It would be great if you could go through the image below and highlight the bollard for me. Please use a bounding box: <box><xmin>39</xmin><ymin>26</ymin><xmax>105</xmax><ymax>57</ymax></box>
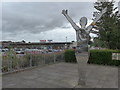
<box><xmin>43</xmin><ymin>54</ymin><xmax>45</xmax><ymax>64</ymax></box>
<box><xmin>29</xmin><ymin>55</ymin><xmax>32</xmax><ymax>67</ymax></box>
<box><xmin>54</xmin><ymin>53</ymin><xmax>56</xmax><ymax>63</ymax></box>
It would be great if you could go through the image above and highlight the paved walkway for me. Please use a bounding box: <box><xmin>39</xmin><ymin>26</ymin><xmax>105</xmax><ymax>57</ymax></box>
<box><xmin>3</xmin><ymin>62</ymin><xmax>118</xmax><ymax>88</ymax></box>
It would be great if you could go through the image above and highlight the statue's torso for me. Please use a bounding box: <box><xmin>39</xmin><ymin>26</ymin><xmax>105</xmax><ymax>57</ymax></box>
<box><xmin>76</xmin><ymin>28</ymin><xmax>89</xmax><ymax>41</ymax></box>
<box><xmin>76</xmin><ymin>29</ymin><xmax>89</xmax><ymax>52</ymax></box>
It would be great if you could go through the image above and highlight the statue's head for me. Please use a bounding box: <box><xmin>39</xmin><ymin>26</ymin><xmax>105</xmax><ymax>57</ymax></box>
<box><xmin>79</xmin><ymin>17</ymin><xmax>87</xmax><ymax>29</ymax></box>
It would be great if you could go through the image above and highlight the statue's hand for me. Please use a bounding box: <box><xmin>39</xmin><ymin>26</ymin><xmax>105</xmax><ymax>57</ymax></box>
<box><xmin>62</xmin><ymin>10</ymin><xmax>68</xmax><ymax>15</ymax></box>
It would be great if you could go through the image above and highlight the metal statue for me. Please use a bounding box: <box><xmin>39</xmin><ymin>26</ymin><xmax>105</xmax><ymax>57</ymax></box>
<box><xmin>62</xmin><ymin>8</ymin><xmax>107</xmax><ymax>52</ymax></box>
<box><xmin>62</xmin><ymin>7</ymin><xmax>107</xmax><ymax>86</ymax></box>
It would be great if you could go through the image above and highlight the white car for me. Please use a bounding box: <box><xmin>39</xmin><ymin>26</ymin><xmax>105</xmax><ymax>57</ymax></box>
<box><xmin>15</xmin><ymin>50</ymin><xmax>24</xmax><ymax>54</ymax></box>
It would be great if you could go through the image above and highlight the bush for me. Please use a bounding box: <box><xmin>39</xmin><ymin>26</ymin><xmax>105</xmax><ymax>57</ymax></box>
<box><xmin>88</xmin><ymin>49</ymin><xmax>120</xmax><ymax>66</ymax></box>
<box><xmin>64</xmin><ymin>49</ymin><xmax>77</xmax><ymax>63</ymax></box>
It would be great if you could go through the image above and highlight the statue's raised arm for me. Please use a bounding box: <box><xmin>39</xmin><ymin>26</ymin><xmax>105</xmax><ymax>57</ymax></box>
<box><xmin>62</xmin><ymin>10</ymin><xmax>80</xmax><ymax>30</ymax></box>
<box><xmin>86</xmin><ymin>7</ymin><xmax>107</xmax><ymax>32</ymax></box>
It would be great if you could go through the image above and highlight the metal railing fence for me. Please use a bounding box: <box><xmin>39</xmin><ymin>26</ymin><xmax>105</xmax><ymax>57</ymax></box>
<box><xmin>2</xmin><ymin>50</ymin><xmax>65</xmax><ymax>73</ymax></box>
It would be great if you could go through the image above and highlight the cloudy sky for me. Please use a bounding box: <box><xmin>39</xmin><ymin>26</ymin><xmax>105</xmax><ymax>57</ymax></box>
<box><xmin>2</xmin><ymin>2</ymin><xmax>119</xmax><ymax>42</ymax></box>
<box><xmin>118</xmin><ymin>1</ymin><xmax>120</xmax><ymax>13</ymax></box>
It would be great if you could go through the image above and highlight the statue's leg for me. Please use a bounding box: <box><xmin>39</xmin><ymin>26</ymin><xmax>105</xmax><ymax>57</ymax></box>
<box><xmin>75</xmin><ymin>41</ymin><xmax>89</xmax><ymax>86</ymax></box>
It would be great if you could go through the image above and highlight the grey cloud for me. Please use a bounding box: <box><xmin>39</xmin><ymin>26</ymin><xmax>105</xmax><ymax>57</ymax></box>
<box><xmin>2</xmin><ymin>2</ymin><xmax>94</xmax><ymax>40</ymax></box>
<box><xmin>118</xmin><ymin>1</ymin><xmax>120</xmax><ymax>14</ymax></box>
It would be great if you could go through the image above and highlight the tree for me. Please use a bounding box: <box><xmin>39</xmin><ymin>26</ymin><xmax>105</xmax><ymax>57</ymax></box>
<box><xmin>21</xmin><ymin>40</ymin><xmax>26</xmax><ymax>43</ymax></box>
<box><xmin>94</xmin><ymin>37</ymin><xmax>108</xmax><ymax>47</ymax></box>
<box><xmin>93</xmin><ymin>0</ymin><xmax>120</xmax><ymax>50</ymax></box>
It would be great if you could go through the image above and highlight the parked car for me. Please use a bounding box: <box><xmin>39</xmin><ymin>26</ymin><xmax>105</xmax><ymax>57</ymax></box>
<box><xmin>15</xmin><ymin>49</ymin><xmax>24</xmax><ymax>54</ymax></box>
<box><xmin>0</xmin><ymin>48</ymin><xmax>8</xmax><ymax>56</ymax></box>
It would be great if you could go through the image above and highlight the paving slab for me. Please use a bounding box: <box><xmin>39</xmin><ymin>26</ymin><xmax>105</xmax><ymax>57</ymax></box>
<box><xmin>2</xmin><ymin>62</ymin><xmax>118</xmax><ymax>88</ymax></box>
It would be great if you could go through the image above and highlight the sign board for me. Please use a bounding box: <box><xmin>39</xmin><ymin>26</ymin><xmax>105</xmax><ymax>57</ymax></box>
<box><xmin>112</xmin><ymin>53</ymin><xmax>120</xmax><ymax>60</ymax></box>
<box><xmin>40</xmin><ymin>40</ymin><xmax>46</xmax><ymax>43</ymax></box>
<box><xmin>47</xmin><ymin>40</ymin><xmax>53</xmax><ymax>42</ymax></box>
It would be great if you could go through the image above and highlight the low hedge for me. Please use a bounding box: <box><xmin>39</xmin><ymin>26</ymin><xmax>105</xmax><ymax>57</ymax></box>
<box><xmin>64</xmin><ymin>49</ymin><xmax>77</xmax><ymax>63</ymax></box>
<box><xmin>88</xmin><ymin>49</ymin><xmax>120</xmax><ymax>66</ymax></box>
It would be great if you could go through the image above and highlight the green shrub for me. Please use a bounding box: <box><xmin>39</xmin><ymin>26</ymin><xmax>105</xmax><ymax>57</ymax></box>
<box><xmin>64</xmin><ymin>49</ymin><xmax>77</xmax><ymax>63</ymax></box>
<box><xmin>88</xmin><ymin>49</ymin><xmax>120</xmax><ymax>66</ymax></box>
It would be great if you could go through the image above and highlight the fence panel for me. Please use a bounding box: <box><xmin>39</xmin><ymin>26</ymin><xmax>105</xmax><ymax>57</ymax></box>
<box><xmin>2</xmin><ymin>51</ymin><xmax>65</xmax><ymax>73</ymax></box>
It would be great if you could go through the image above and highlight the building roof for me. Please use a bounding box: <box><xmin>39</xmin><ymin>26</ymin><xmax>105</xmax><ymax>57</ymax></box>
<box><xmin>9</xmin><ymin>42</ymin><xmax>72</xmax><ymax>45</ymax></box>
